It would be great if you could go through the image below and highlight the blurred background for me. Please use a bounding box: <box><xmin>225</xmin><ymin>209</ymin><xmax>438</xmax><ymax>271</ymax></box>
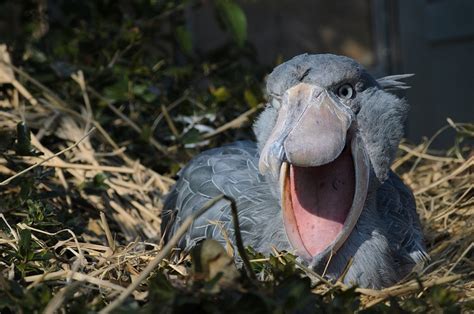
<box><xmin>0</xmin><ymin>0</ymin><xmax>472</xmax><ymax>170</ymax></box>
<box><xmin>193</xmin><ymin>0</ymin><xmax>474</xmax><ymax>145</ymax></box>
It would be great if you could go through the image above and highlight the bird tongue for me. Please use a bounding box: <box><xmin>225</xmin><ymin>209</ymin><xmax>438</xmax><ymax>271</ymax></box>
<box><xmin>286</xmin><ymin>146</ymin><xmax>355</xmax><ymax>256</ymax></box>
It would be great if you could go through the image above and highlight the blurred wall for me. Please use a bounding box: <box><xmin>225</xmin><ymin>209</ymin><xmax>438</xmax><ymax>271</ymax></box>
<box><xmin>191</xmin><ymin>0</ymin><xmax>375</xmax><ymax>67</ymax></box>
<box><xmin>397</xmin><ymin>0</ymin><xmax>474</xmax><ymax>144</ymax></box>
<box><xmin>191</xmin><ymin>0</ymin><xmax>474</xmax><ymax>144</ymax></box>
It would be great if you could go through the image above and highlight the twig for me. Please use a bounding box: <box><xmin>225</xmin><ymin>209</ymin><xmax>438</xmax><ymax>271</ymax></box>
<box><xmin>18</xmin><ymin>223</ymin><xmax>84</xmax><ymax>259</ymax></box>
<box><xmin>0</xmin><ymin>60</ymin><xmax>67</xmax><ymax>108</ymax></box>
<box><xmin>226</xmin><ymin>195</ymin><xmax>257</xmax><ymax>281</ymax></box>
<box><xmin>398</xmin><ymin>143</ymin><xmax>463</xmax><ymax>163</ymax></box>
<box><xmin>321</xmin><ymin>250</ymin><xmax>334</xmax><ymax>277</ymax></box>
<box><xmin>0</xmin><ymin>127</ymin><xmax>95</xmax><ymax>186</ymax></box>
<box><xmin>71</xmin><ymin>70</ymin><xmax>94</xmax><ymax>131</ymax></box>
<box><xmin>99</xmin><ymin>194</ymin><xmax>228</xmax><ymax>314</ymax></box>
<box><xmin>360</xmin><ymin>273</ymin><xmax>466</xmax><ymax>308</ymax></box>
<box><xmin>43</xmin><ymin>282</ymin><xmax>82</xmax><ymax>314</ymax></box>
<box><xmin>414</xmin><ymin>157</ymin><xmax>473</xmax><ymax>195</ymax></box>
<box><xmin>100</xmin><ymin>210</ymin><xmax>116</xmax><ymax>252</ymax></box>
<box><xmin>432</xmin><ymin>185</ymin><xmax>473</xmax><ymax>221</ymax></box>
<box><xmin>202</xmin><ymin>104</ymin><xmax>263</xmax><ymax>139</ymax></box>
<box><xmin>445</xmin><ymin>242</ymin><xmax>473</xmax><ymax>276</ymax></box>
<box><xmin>24</xmin><ymin>270</ymin><xmax>126</xmax><ymax>291</ymax></box>
<box><xmin>1</xmin><ymin>62</ymin><xmax>126</xmax><ymax>154</ymax></box>
<box><xmin>391</xmin><ymin>142</ymin><xmax>425</xmax><ymax>170</ymax></box>
<box><xmin>150</xmin><ymin>93</ymin><xmax>188</xmax><ymax>132</ymax></box>
<box><xmin>408</xmin><ymin>124</ymin><xmax>452</xmax><ymax>174</ymax></box>
<box><xmin>337</xmin><ymin>256</ymin><xmax>354</xmax><ymax>283</ymax></box>
<box><xmin>294</xmin><ymin>260</ymin><xmax>337</xmax><ymax>287</ymax></box>
<box><xmin>0</xmin><ymin>50</ymin><xmax>38</xmax><ymax>106</ymax></box>
<box><xmin>87</xmin><ymin>86</ymin><xmax>169</xmax><ymax>155</ymax></box>
<box><xmin>161</xmin><ymin>104</ymin><xmax>180</xmax><ymax>138</ymax></box>
<box><xmin>11</xmin><ymin>80</ymin><xmax>39</xmax><ymax>106</ymax></box>
<box><xmin>1</xmin><ymin>158</ymin><xmax>137</xmax><ymax>174</ymax></box>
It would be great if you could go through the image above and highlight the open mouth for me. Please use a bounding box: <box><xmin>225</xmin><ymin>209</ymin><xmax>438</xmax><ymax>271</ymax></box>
<box><xmin>258</xmin><ymin>82</ymin><xmax>370</xmax><ymax>263</ymax></box>
<box><xmin>280</xmin><ymin>135</ymin><xmax>369</xmax><ymax>261</ymax></box>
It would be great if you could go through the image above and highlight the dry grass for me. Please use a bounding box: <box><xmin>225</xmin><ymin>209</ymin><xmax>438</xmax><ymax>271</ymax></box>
<box><xmin>0</xmin><ymin>47</ymin><xmax>472</xmax><ymax>312</ymax></box>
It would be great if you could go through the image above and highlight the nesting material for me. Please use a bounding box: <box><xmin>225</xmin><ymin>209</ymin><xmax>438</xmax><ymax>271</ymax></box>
<box><xmin>0</xmin><ymin>51</ymin><xmax>472</xmax><ymax>310</ymax></box>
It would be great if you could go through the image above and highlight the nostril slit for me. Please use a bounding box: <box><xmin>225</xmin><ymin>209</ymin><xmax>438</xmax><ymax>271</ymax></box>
<box><xmin>299</xmin><ymin>68</ymin><xmax>311</xmax><ymax>81</ymax></box>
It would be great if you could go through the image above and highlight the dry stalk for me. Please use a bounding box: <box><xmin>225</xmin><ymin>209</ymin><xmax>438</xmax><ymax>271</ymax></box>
<box><xmin>0</xmin><ymin>128</ymin><xmax>96</xmax><ymax>186</ymax></box>
<box><xmin>202</xmin><ymin>104</ymin><xmax>263</xmax><ymax>139</ymax></box>
<box><xmin>100</xmin><ymin>194</ymin><xmax>230</xmax><ymax>314</ymax></box>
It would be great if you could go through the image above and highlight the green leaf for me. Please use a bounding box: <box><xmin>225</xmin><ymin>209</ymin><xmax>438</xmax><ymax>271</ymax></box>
<box><xmin>19</xmin><ymin>229</ymin><xmax>32</xmax><ymax>261</ymax></box>
<box><xmin>140</xmin><ymin>124</ymin><xmax>152</xmax><ymax>142</ymax></box>
<box><xmin>26</xmin><ymin>199</ymin><xmax>45</xmax><ymax>223</ymax></box>
<box><xmin>163</xmin><ymin>65</ymin><xmax>193</xmax><ymax>79</ymax></box>
<box><xmin>181</xmin><ymin>128</ymin><xmax>201</xmax><ymax>144</ymax></box>
<box><xmin>211</xmin><ymin>86</ymin><xmax>231</xmax><ymax>102</ymax></box>
<box><xmin>0</xmin><ymin>129</ymin><xmax>15</xmax><ymax>152</ymax></box>
<box><xmin>132</xmin><ymin>83</ymin><xmax>158</xmax><ymax>103</ymax></box>
<box><xmin>244</xmin><ymin>89</ymin><xmax>259</xmax><ymax>108</ymax></box>
<box><xmin>15</xmin><ymin>122</ymin><xmax>36</xmax><ymax>156</ymax></box>
<box><xmin>84</xmin><ymin>173</ymin><xmax>110</xmax><ymax>192</ymax></box>
<box><xmin>132</xmin><ymin>84</ymin><xmax>147</xmax><ymax>96</ymax></box>
<box><xmin>148</xmin><ymin>272</ymin><xmax>176</xmax><ymax>305</ymax></box>
<box><xmin>274</xmin><ymin>275</ymin><xmax>314</xmax><ymax>312</ymax></box>
<box><xmin>92</xmin><ymin>173</ymin><xmax>109</xmax><ymax>188</ymax></box>
<box><xmin>103</xmin><ymin>77</ymin><xmax>129</xmax><ymax>102</ymax></box>
<box><xmin>176</xmin><ymin>25</ymin><xmax>194</xmax><ymax>56</ymax></box>
<box><xmin>214</xmin><ymin>0</ymin><xmax>247</xmax><ymax>47</ymax></box>
<box><xmin>19</xmin><ymin>177</ymin><xmax>34</xmax><ymax>200</ymax></box>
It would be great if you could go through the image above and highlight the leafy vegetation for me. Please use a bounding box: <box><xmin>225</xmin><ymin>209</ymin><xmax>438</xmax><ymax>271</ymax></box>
<box><xmin>4</xmin><ymin>0</ymin><xmax>265</xmax><ymax>173</ymax></box>
<box><xmin>0</xmin><ymin>1</ymin><xmax>472</xmax><ymax>313</ymax></box>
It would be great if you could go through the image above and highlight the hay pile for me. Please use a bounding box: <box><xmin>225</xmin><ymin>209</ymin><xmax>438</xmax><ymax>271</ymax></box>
<box><xmin>0</xmin><ymin>47</ymin><xmax>472</xmax><ymax>312</ymax></box>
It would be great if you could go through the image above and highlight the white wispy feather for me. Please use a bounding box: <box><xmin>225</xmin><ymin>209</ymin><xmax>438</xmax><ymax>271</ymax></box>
<box><xmin>377</xmin><ymin>73</ymin><xmax>414</xmax><ymax>91</ymax></box>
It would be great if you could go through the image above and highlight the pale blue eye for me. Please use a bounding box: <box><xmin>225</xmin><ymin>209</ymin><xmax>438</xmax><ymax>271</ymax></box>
<box><xmin>337</xmin><ymin>84</ymin><xmax>354</xmax><ymax>99</ymax></box>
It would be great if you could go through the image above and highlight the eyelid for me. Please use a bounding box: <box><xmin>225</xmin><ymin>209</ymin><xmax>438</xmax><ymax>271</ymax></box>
<box><xmin>336</xmin><ymin>82</ymin><xmax>354</xmax><ymax>90</ymax></box>
<box><xmin>269</xmin><ymin>92</ymin><xmax>282</xmax><ymax>99</ymax></box>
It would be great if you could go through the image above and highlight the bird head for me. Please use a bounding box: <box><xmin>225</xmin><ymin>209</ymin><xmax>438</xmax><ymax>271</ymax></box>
<box><xmin>254</xmin><ymin>53</ymin><xmax>411</xmax><ymax>261</ymax></box>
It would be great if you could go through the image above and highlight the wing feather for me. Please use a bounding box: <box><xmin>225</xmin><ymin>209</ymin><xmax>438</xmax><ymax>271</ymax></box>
<box><xmin>377</xmin><ymin>171</ymin><xmax>429</xmax><ymax>265</ymax></box>
<box><xmin>161</xmin><ymin>141</ymin><xmax>284</xmax><ymax>253</ymax></box>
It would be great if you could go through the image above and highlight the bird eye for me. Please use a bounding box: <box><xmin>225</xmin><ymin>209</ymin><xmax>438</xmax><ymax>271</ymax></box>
<box><xmin>337</xmin><ymin>84</ymin><xmax>355</xmax><ymax>100</ymax></box>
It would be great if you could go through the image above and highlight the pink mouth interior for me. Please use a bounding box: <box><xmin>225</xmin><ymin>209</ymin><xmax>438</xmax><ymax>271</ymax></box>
<box><xmin>285</xmin><ymin>146</ymin><xmax>355</xmax><ymax>256</ymax></box>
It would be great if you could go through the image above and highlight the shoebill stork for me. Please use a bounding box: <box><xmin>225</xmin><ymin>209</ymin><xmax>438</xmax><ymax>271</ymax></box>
<box><xmin>161</xmin><ymin>54</ymin><xmax>428</xmax><ymax>289</ymax></box>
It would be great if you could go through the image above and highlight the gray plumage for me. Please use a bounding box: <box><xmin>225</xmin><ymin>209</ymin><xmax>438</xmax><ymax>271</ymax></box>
<box><xmin>376</xmin><ymin>74</ymin><xmax>414</xmax><ymax>91</ymax></box>
<box><xmin>161</xmin><ymin>54</ymin><xmax>428</xmax><ymax>289</ymax></box>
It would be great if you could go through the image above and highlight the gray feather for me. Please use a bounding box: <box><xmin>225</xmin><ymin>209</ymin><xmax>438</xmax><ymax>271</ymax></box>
<box><xmin>357</xmin><ymin>88</ymin><xmax>409</xmax><ymax>182</ymax></box>
<box><xmin>376</xmin><ymin>74</ymin><xmax>414</xmax><ymax>91</ymax></box>
<box><xmin>161</xmin><ymin>141</ymin><xmax>290</xmax><ymax>253</ymax></box>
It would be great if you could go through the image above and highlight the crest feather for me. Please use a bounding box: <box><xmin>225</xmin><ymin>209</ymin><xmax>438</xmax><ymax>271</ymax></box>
<box><xmin>377</xmin><ymin>74</ymin><xmax>414</xmax><ymax>91</ymax></box>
